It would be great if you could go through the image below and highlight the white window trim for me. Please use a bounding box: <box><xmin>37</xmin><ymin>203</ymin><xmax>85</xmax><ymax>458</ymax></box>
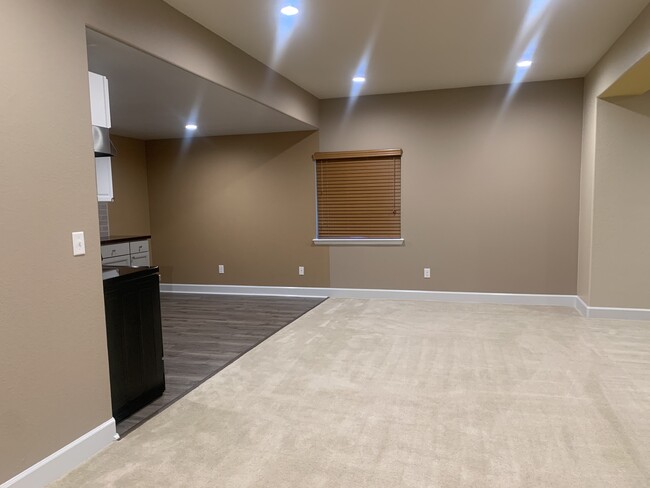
<box><xmin>312</xmin><ymin>238</ymin><xmax>404</xmax><ymax>246</ymax></box>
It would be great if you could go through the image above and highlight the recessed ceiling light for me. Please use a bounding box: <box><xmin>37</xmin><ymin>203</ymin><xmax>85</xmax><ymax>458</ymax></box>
<box><xmin>280</xmin><ymin>5</ymin><xmax>299</xmax><ymax>16</ymax></box>
<box><xmin>185</xmin><ymin>124</ymin><xmax>198</xmax><ymax>131</ymax></box>
<box><xmin>352</xmin><ymin>76</ymin><xmax>366</xmax><ymax>83</ymax></box>
<box><xmin>516</xmin><ymin>60</ymin><xmax>533</xmax><ymax>68</ymax></box>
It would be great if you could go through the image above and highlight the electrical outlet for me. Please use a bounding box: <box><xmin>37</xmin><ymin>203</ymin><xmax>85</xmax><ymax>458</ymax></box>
<box><xmin>424</xmin><ymin>267</ymin><xmax>431</xmax><ymax>279</ymax></box>
<box><xmin>298</xmin><ymin>266</ymin><xmax>305</xmax><ymax>276</ymax></box>
<box><xmin>218</xmin><ymin>264</ymin><xmax>225</xmax><ymax>274</ymax></box>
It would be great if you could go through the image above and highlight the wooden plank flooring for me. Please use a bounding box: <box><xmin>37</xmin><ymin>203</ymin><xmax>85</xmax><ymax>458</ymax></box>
<box><xmin>116</xmin><ymin>293</ymin><xmax>326</xmax><ymax>436</ymax></box>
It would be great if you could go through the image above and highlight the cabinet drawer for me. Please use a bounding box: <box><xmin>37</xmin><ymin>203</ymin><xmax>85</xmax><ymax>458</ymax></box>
<box><xmin>103</xmin><ymin>255</ymin><xmax>131</xmax><ymax>266</ymax></box>
<box><xmin>101</xmin><ymin>242</ymin><xmax>130</xmax><ymax>259</ymax></box>
<box><xmin>130</xmin><ymin>251</ymin><xmax>150</xmax><ymax>267</ymax></box>
<box><xmin>129</xmin><ymin>240</ymin><xmax>149</xmax><ymax>254</ymax></box>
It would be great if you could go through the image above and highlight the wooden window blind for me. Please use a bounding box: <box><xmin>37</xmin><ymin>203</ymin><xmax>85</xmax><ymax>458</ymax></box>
<box><xmin>313</xmin><ymin>149</ymin><xmax>402</xmax><ymax>239</ymax></box>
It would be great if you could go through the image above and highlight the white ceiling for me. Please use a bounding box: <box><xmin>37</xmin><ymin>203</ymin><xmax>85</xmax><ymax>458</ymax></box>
<box><xmin>86</xmin><ymin>30</ymin><xmax>316</xmax><ymax>140</ymax></box>
<box><xmin>164</xmin><ymin>0</ymin><xmax>650</xmax><ymax>99</ymax></box>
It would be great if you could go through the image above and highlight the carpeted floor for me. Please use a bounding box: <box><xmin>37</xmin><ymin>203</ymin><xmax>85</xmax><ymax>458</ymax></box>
<box><xmin>49</xmin><ymin>299</ymin><xmax>650</xmax><ymax>487</ymax></box>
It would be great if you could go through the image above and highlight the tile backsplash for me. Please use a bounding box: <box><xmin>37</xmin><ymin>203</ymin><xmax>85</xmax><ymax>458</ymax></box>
<box><xmin>98</xmin><ymin>202</ymin><xmax>110</xmax><ymax>238</ymax></box>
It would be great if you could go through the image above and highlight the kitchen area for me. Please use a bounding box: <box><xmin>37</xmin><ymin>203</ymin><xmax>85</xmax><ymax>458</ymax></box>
<box><xmin>90</xmin><ymin>67</ymin><xmax>165</xmax><ymax>433</ymax></box>
<box><xmin>86</xmin><ymin>29</ymin><xmax>325</xmax><ymax>436</ymax></box>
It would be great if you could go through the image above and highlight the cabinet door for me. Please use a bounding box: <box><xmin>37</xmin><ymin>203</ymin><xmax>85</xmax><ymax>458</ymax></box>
<box><xmin>88</xmin><ymin>72</ymin><xmax>111</xmax><ymax>128</ymax></box>
<box><xmin>130</xmin><ymin>251</ymin><xmax>150</xmax><ymax>267</ymax></box>
<box><xmin>104</xmin><ymin>273</ymin><xmax>165</xmax><ymax>422</ymax></box>
<box><xmin>96</xmin><ymin>156</ymin><xmax>113</xmax><ymax>202</ymax></box>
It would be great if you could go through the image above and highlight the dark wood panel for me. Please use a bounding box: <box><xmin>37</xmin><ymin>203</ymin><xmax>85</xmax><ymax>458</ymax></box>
<box><xmin>116</xmin><ymin>293</ymin><xmax>326</xmax><ymax>436</ymax></box>
<box><xmin>104</xmin><ymin>270</ymin><xmax>165</xmax><ymax>423</ymax></box>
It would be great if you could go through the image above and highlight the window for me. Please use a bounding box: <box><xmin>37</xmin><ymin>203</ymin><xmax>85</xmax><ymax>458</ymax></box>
<box><xmin>313</xmin><ymin>149</ymin><xmax>403</xmax><ymax>245</ymax></box>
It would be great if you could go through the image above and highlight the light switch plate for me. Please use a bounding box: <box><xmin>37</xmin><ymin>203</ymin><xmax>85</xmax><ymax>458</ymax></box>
<box><xmin>72</xmin><ymin>231</ymin><xmax>85</xmax><ymax>256</ymax></box>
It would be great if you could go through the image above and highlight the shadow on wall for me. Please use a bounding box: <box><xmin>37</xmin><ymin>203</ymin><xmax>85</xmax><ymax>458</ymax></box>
<box><xmin>145</xmin><ymin>130</ymin><xmax>329</xmax><ymax>288</ymax></box>
<box><xmin>167</xmin><ymin>130</ymin><xmax>317</xmax><ymax>175</ymax></box>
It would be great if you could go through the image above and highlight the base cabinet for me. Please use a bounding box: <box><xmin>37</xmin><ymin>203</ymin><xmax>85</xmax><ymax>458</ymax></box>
<box><xmin>103</xmin><ymin>268</ymin><xmax>165</xmax><ymax>422</ymax></box>
<box><xmin>101</xmin><ymin>239</ymin><xmax>150</xmax><ymax>267</ymax></box>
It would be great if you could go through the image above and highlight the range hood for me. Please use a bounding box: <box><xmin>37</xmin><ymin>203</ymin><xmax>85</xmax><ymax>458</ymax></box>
<box><xmin>93</xmin><ymin>125</ymin><xmax>114</xmax><ymax>157</ymax></box>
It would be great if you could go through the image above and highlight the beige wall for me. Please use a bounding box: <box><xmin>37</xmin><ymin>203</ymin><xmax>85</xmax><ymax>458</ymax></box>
<box><xmin>0</xmin><ymin>0</ymin><xmax>112</xmax><ymax>482</ymax></box>
<box><xmin>319</xmin><ymin>80</ymin><xmax>583</xmax><ymax>294</ymax></box>
<box><xmin>146</xmin><ymin>132</ymin><xmax>330</xmax><ymax>287</ymax></box>
<box><xmin>107</xmin><ymin>135</ymin><xmax>151</xmax><ymax>236</ymax></box>
<box><xmin>578</xmin><ymin>3</ymin><xmax>650</xmax><ymax>306</ymax></box>
<box><xmin>589</xmin><ymin>100</ymin><xmax>650</xmax><ymax>308</ymax></box>
<box><xmin>0</xmin><ymin>0</ymin><xmax>320</xmax><ymax>483</ymax></box>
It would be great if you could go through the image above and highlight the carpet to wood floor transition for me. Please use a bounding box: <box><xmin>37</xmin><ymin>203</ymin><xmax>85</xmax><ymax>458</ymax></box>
<box><xmin>117</xmin><ymin>293</ymin><xmax>326</xmax><ymax>435</ymax></box>
<box><xmin>50</xmin><ymin>299</ymin><xmax>650</xmax><ymax>488</ymax></box>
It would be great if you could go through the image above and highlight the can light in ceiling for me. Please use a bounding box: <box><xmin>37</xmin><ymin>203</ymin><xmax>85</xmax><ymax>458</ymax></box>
<box><xmin>185</xmin><ymin>124</ymin><xmax>198</xmax><ymax>131</ymax></box>
<box><xmin>352</xmin><ymin>76</ymin><xmax>366</xmax><ymax>83</ymax></box>
<box><xmin>280</xmin><ymin>5</ymin><xmax>299</xmax><ymax>16</ymax></box>
<box><xmin>516</xmin><ymin>60</ymin><xmax>533</xmax><ymax>68</ymax></box>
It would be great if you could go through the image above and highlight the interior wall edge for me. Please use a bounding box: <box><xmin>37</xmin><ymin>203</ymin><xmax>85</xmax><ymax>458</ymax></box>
<box><xmin>575</xmin><ymin>3</ymin><xmax>650</xmax><ymax>309</ymax></box>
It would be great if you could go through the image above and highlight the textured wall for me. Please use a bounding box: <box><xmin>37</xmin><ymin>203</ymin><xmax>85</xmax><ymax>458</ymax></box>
<box><xmin>578</xmin><ymin>3</ymin><xmax>650</xmax><ymax>304</ymax></box>
<box><xmin>590</xmin><ymin>99</ymin><xmax>650</xmax><ymax>308</ymax></box>
<box><xmin>146</xmin><ymin>132</ymin><xmax>329</xmax><ymax>287</ymax></box>
<box><xmin>0</xmin><ymin>1</ymin><xmax>112</xmax><ymax>482</ymax></box>
<box><xmin>107</xmin><ymin>135</ymin><xmax>151</xmax><ymax>236</ymax></box>
<box><xmin>319</xmin><ymin>80</ymin><xmax>584</xmax><ymax>294</ymax></box>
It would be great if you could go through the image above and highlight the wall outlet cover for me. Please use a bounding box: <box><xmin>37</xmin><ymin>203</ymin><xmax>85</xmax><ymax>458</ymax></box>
<box><xmin>424</xmin><ymin>267</ymin><xmax>431</xmax><ymax>279</ymax></box>
<box><xmin>72</xmin><ymin>231</ymin><xmax>85</xmax><ymax>256</ymax></box>
<box><xmin>218</xmin><ymin>265</ymin><xmax>225</xmax><ymax>274</ymax></box>
<box><xmin>298</xmin><ymin>266</ymin><xmax>305</xmax><ymax>276</ymax></box>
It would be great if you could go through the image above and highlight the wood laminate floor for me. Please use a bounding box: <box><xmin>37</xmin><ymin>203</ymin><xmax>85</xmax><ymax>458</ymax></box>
<box><xmin>116</xmin><ymin>293</ymin><xmax>326</xmax><ymax>436</ymax></box>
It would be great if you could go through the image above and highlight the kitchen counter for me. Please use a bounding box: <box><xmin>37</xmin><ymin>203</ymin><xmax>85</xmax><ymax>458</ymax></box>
<box><xmin>102</xmin><ymin>265</ymin><xmax>158</xmax><ymax>282</ymax></box>
<box><xmin>100</xmin><ymin>234</ymin><xmax>151</xmax><ymax>245</ymax></box>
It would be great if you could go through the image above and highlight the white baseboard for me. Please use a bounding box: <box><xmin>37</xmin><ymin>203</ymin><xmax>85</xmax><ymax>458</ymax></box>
<box><xmin>575</xmin><ymin>296</ymin><xmax>589</xmax><ymax>317</ymax></box>
<box><xmin>576</xmin><ymin>296</ymin><xmax>650</xmax><ymax>320</ymax></box>
<box><xmin>161</xmin><ymin>283</ymin><xmax>650</xmax><ymax>321</ymax></box>
<box><xmin>160</xmin><ymin>283</ymin><xmax>330</xmax><ymax>298</ymax></box>
<box><xmin>1</xmin><ymin>418</ymin><xmax>116</xmax><ymax>488</ymax></box>
<box><xmin>159</xmin><ymin>283</ymin><xmax>576</xmax><ymax>307</ymax></box>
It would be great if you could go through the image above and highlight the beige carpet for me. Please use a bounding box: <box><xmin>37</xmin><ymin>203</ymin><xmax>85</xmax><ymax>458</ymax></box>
<box><xmin>49</xmin><ymin>299</ymin><xmax>650</xmax><ymax>487</ymax></box>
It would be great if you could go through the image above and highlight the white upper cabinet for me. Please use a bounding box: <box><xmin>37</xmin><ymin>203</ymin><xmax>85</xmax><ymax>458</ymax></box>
<box><xmin>88</xmin><ymin>72</ymin><xmax>111</xmax><ymax>128</ymax></box>
<box><xmin>96</xmin><ymin>156</ymin><xmax>114</xmax><ymax>202</ymax></box>
<box><xmin>89</xmin><ymin>71</ymin><xmax>113</xmax><ymax>201</ymax></box>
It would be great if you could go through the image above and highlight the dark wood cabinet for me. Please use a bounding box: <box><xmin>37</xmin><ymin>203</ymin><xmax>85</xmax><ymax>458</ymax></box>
<box><xmin>103</xmin><ymin>267</ymin><xmax>165</xmax><ymax>423</ymax></box>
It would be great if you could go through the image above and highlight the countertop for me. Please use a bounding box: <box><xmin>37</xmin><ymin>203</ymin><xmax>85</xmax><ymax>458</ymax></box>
<box><xmin>102</xmin><ymin>265</ymin><xmax>159</xmax><ymax>282</ymax></box>
<box><xmin>100</xmin><ymin>234</ymin><xmax>151</xmax><ymax>245</ymax></box>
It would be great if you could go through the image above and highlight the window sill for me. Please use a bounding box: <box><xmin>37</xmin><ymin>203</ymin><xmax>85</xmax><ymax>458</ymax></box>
<box><xmin>312</xmin><ymin>238</ymin><xmax>404</xmax><ymax>246</ymax></box>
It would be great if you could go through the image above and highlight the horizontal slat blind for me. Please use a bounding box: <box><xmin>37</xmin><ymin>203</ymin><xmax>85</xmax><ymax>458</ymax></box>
<box><xmin>314</xmin><ymin>149</ymin><xmax>402</xmax><ymax>239</ymax></box>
